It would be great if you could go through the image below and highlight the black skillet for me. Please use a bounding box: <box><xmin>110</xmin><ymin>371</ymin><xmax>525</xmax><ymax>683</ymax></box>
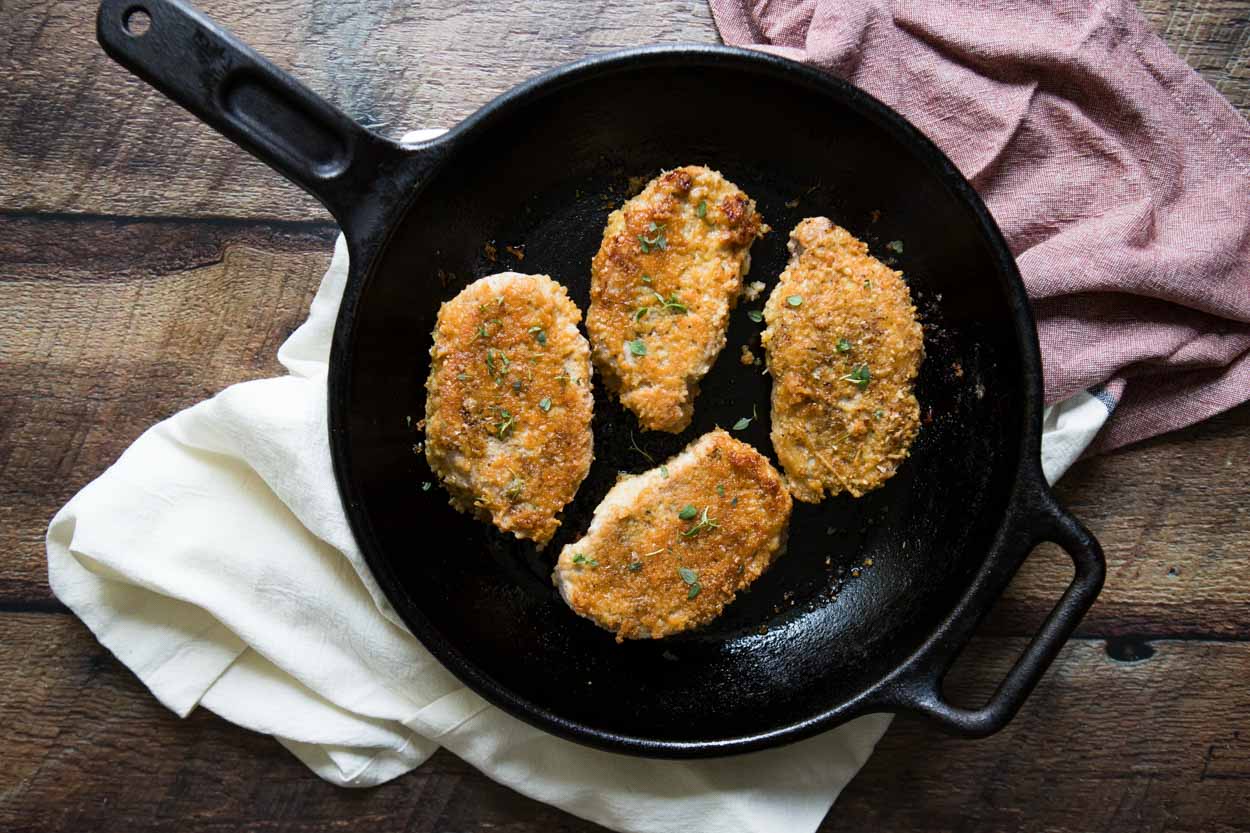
<box><xmin>97</xmin><ymin>0</ymin><xmax>1105</xmax><ymax>756</ymax></box>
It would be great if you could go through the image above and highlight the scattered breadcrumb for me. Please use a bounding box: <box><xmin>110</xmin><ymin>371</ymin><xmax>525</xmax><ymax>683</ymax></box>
<box><xmin>743</xmin><ymin>280</ymin><xmax>767</xmax><ymax>302</ymax></box>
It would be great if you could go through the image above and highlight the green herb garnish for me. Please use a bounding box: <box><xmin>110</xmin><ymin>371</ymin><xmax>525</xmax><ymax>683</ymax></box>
<box><xmin>837</xmin><ymin>338</ymin><xmax>852</xmax><ymax>352</ymax></box>
<box><xmin>716</xmin><ymin>483</ymin><xmax>725</xmax><ymax>496</ymax></box>
<box><xmin>572</xmin><ymin>553</ymin><xmax>599</xmax><ymax>568</ymax></box>
<box><xmin>539</xmin><ymin>397</ymin><xmax>552</xmax><ymax>412</ymax></box>
<box><xmin>641</xmin><ymin>274</ymin><xmax>652</xmax><ymax>284</ymax></box>
<box><xmin>678</xmin><ymin>566</ymin><xmax>701</xmax><ymax>599</ymax></box>
<box><xmin>638</xmin><ymin>222</ymin><xmax>668</xmax><ymax>253</ymax></box>
<box><xmin>660</xmin><ymin>465</ymin><xmax>669</xmax><ymax>478</ymax></box>
<box><xmin>628</xmin><ymin>561</ymin><xmax>644</xmax><ymax>572</ymax></box>
<box><xmin>696</xmin><ymin>200</ymin><xmax>707</xmax><ymax>218</ymax></box>
<box><xmin>528</xmin><ymin>325</ymin><xmax>547</xmax><ymax>346</ymax></box>
<box><xmin>504</xmin><ymin>477</ymin><xmax>524</xmax><ymax>500</ymax></box>
<box><xmin>747</xmin><ymin>310</ymin><xmax>764</xmax><ymax>323</ymax></box>
<box><xmin>787</xmin><ymin>295</ymin><xmax>803</xmax><ymax>307</ymax></box>
<box><xmin>634</xmin><ymin>307</ymin><xmax>649</xmax><ymax>321</ymax></box>
<box><xmin>494</xmin><ymin>408</ymin><xmax>516</xmax><ymax>439</ymax></box>
<box><xmin>681</xmin><ymin>506</ymin><xmax>720</xmax><ymax>538</ymax></box>
<box><xmin>678</xmin><ymin>504</ymin><xmax>698</xmax><ymax>521</ymax></box>
<box><xmin>486</xmin><ymin>348</ymin><xmax>511</xmax><ymax>381</ymax></box>
<box><xmin>628</xmin><ymin>339</ymin><xmax>647</xmax><ymax>357</ymax></box>
<box><xmin>842</xmin><ymin>364</ymin><xmax>871</xmax><ymax>389</ymax></box>
<box><xmin>732</xmin><ymin>404</ymin><xmax>757</xmax><ymax>431</ymax></box>
<box><xmin>653</xmin><ymin>291</ymin><xmax>688</xmax><ymax>315</ymax></box>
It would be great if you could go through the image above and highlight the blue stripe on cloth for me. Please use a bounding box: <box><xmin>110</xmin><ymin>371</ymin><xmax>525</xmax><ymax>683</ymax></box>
<box><xmin>1088</xmin><ymin>384</ymin><xmax>1117</xmax><ymax>413</ymax></box>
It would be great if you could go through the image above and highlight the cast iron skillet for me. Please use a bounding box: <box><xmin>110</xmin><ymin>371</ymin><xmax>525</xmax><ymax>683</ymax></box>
<box><xmin>98</xmin><ymin>0</ymin><xmax>1105</xmax><ymax>757</ymax></box>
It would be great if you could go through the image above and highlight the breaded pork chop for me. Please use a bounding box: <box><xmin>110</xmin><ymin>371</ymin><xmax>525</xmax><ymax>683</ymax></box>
<box><xmin>425</xmin><ymin>273</ymin><xmax>593</xmax><ymax>546</ymax></box>
<box><xmin>762</xmin><ymin>218</ymin><xmax>924</xmax><ymax>501</ymax></box>
<box><xmin>553</xmin><ymin>429</ymin><xmax>791</xmax><ymax>642</ymax></box>
<box><xmin>587</xmin><ymin>166</ymin><xmax>766</xmax><ymax>433</ymax></box>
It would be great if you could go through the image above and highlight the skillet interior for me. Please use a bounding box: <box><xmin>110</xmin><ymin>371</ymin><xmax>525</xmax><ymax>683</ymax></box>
<box><xmin>336</xmin><ymin>53</ymin><xmax>1027</xmax><ymax>753</ymax></box>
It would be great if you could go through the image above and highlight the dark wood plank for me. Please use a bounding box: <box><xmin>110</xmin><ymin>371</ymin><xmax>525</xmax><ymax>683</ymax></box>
<box><xmin>1</xmin><ymin>615</ymin><xmax>1246</xmax><ymax>832</ymax></box>
<box><xmin>1138</xmin><ymin>0</ymin><xmax>1250</xmax><ymax>112</ymax></box>
<box><xmin>0</xmin><ymin>0</ymin><xmax>719</xmax><ymax>221</ymax></box>
<box><xmin>0</xmin><ymin>216</ymin><xmax>335</xmax><ymax>601</ymax></box>
<box><xmin>2</xmin><ymin>1</ymin><xmax>1246</xmax><ymax>222</ymax></box>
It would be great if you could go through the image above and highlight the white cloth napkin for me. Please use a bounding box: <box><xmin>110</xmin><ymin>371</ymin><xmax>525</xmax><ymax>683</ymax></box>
<box><xmin>46</xmin><ymin>130</ymin><xmax>1105</xmax><ymax>833</ymax></box>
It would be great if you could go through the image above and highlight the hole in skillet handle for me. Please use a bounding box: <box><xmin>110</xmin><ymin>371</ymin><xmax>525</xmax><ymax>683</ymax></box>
<box><xmin>124</xmin><ymin>6</ymin><xmax>151</xmax><ymax>36</ymax></box>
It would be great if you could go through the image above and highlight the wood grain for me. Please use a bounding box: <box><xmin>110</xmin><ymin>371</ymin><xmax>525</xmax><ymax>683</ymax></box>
<box><xmin>0</xmin><ymin>217</ymin><xmax>334</xmax><ymax>603</ymax></box>
<box><xmin>2</xmin><ymin>1</ymin><xmax>1246</xmax><ymax>221</ymax></box>
<box><xmin>0</xmin><ymin>0</ymin><xmax>717</xmax><ymax>221</ymax></box>
<box><xmin>1</xmin><ymin>614</ymin><xmax>1246</xmax><ymax>833</ymax></box>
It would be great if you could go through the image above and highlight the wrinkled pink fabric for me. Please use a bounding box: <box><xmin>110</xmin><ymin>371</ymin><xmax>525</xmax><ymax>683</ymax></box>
<box><xmin>709</xmin><ymin>0</ymin><xmax>1250</xmax><ymax>452</ymax></box>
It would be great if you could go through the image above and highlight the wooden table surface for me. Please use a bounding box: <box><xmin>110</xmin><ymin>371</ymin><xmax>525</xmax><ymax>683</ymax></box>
<box><xmin>2</xmin><ymin>1</ymin><xmax>1248</xmax><ymax>830</ymax></box>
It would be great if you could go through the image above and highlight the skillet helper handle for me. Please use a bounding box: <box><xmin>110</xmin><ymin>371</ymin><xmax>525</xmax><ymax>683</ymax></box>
<box><xmin>902</xmin><ymin>490</ymin><xmax>1105</xmax><ymax>736</ymax></box>
<box><xmin>96</xmin><ymin>0</ymin><xmax>397</xmax><ymax>230</ymax></box>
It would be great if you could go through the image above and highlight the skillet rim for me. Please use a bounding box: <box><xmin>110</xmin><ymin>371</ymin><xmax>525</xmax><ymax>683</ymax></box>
<box><xmin>327</xmin><ymin>42</ymin><xmax>1048</xmax><ymax>757</ymax></box>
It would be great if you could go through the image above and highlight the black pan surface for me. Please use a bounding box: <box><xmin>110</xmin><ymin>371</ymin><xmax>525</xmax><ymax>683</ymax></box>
<box><xmin>98</xmin><ymin>0</ymin><xmax>1105</xmax><ymax>757</ymax></box>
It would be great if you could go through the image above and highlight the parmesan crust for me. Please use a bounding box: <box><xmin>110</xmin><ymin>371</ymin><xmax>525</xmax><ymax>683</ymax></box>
<box><xmin>762</xmin><ymin>218</ymin><xmax>924</xmax><ymax>501</ymax></box>
<box><xmin>553</xmin><ymin>430</ymin><xmax>791</xmax><ymax>641</ymax></box>
<box><xmin>425</xmin><ymin>273</ymin><xmax>594</xmax><ymax>545</ymax></box>
<box><xmin>587</xmin><ymin>166</ymin><xmax>766</xmax><ymax>433</ymax></box>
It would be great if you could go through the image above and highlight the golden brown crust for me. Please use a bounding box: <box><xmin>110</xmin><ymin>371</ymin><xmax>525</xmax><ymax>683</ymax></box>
<box><xmin>762</xmin><ymin>218</ymin><xmax>924</xmax><ymax>501</ymax></box>
<box><xmin>553</xmin><ymin>430</ymin><xmax>791</xmax><ymax>641</ymax></box>
<box><xmin>424</xmin><ymin>273</ymin><xmax>593</xmax><ymax>545</ymax></box>
<box><xmin>587</xmin><ymin>166</ymin><xmax>766</xmax><ymax>433</ymax></box>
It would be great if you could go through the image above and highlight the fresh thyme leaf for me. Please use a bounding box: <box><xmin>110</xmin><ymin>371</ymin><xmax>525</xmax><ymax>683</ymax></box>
<box><xmin>528</xmin><ymin>325</ymin><xmax>547</xmax><ymax>345</ymax></box>
<box><xmin>787</xmin><ymin>295</ymin><xmax>803</xmax><ymax>307</ymax></box>
<box><xmin>747</xmin><ymin>310</ymin><xmax>764</xmax><ymax>323</ymax></box>
<box><xmin>634</xmin><ymin>307</ymin><xmax>649</xmax><ymax>321</ymax></box>
<box><xmin>732</xmin><ymin>404</ymin><xmax>758</xmax><ymax>431</ymax></box>
<box><xmin>653</xmin><ymin>291</ymin><xmax>687</xmax><ymax>315</ymax></box>
<box><xmin>696</xmin><ymin>200</ymin><xmax>707</xmax><ymax>218</ymax></box>
<box><xmin>687</xmin><ymin>583</ymin><xmax>701</xmax><ymax>599</ymax></box>
<box><xmin>456</xmin><ymin>372</ymin><xmax>469</xmax><ymax>381</ymax></box>
<box><xmin>681</xmin><ymin>506</ymin><xmax>720</xmax><ymax>538</ymax></box>
<box><xmin>539</xmin><ymin>397</ymin><xmax>552</xmax><ymax>412</ymax></box>
<box><xmin>837</xmin><ymin>338</ymin><xmax>852</xmax><ymax>352</ymax></box>
<box><xmin>641</xmin><ymin>274</ymin><xmax>653</xmax><ymax>284</ymax></box>
<box><xmin>638</xmin><ymin>223</ymin><xmax>668</xmax><ymax>253</ymax></box>
<box><xmin>494</xmin><ymin>408</ymin><xmax>516</xmax><ymax>439</ymax></box>
<box><xmin>503</xmin><ymin>477</ymin><xmax>524</xmax><ymax>500</ymax></box>
<box><xmin>572</xmin><ymin>553</ymin><xmax>599</xmax><ymax>567</ymax></box>
<box><xmin>678</xmin><ymin>567</ymin><xmax>699</xmax><ymax>585</ymax></box>
<box><xmin>842</xmin><ymin>364</ymin><xmax>872</xmax><ymax>389</ymax></box>
<box><xmin>660</xmin><ymin>465</ymin><xmax>669</xmax><ymax>478</ymax></box>
<box><xmin>716</xmin><ymin>483</ymin><xmax>725</xmax><ymax>496</ymax></box>
<box><xmin>628</xmin><ymin>339</ymin><xmax>647</xmax><ymax>357</ymax></box>
<box><xmin>678</xmin><ymin>504</ymin><xmax>698</xmax><ymax>521</ymax></box>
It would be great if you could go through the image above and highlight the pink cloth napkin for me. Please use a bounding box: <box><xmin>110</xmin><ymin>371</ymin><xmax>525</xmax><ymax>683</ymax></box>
<box><xmin>709</xmin><ymin>0</ymin><xmax>1250</xmax><ymax>452</ymax></box>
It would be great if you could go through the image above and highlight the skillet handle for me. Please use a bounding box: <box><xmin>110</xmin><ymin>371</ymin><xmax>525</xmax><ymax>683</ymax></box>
<box><xmin>893</xmin><ymin>488</ymin><xmax>1105</xmax><ymax>736</ymax></box>
<box><xmin>95</xmin><ymin>0</ymin><xmax>420</xmax><ymax>236</ymax></box>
